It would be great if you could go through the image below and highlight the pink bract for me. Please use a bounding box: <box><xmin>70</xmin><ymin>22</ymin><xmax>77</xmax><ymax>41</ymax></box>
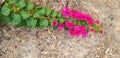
<box><xmin>84</xmin><ymin>14</ymin><xmax>94</xmax><ymax>25</ymax></box>
<box><xmin>65</xmin><ymin>21</ymin><xmax>75</xmax><ymax>29</ymax></box>
<box><xmin>90</xmin><ymin>28</ymin><xmax>96</xmax><ymax>33</ymax></box>
<box><xmin>70</xmin><ymin>10</ymin><xmax>77</xmax><ymax>17</ymax></box>
<box><xmin>52</xmin><ymin>21</ymin><xmax>58</xmax><ymax>26</ymax></box>
<box><xmin>95</xmin><ymin>20</ymin><xmax>100</xmax><ymax>24</ymax></box>
<box><xmin>61</xmin><ymin>6</ymin><xmax>94</xmax><ymax>25</ymax></box>
<box><xmin>58</xmin><ymin>24</ymin><xmax>64</xmax><ymax>30</ymax></box>
<box><xmin>68</xmin><ymin>26</ymin><xmax>88</xmax><ymax>37</ymax></box>
<box><xmin>82</xmin><ymin>32</ymin><xmax>88</xmax><ymax>38</ymax></box>
<box><xmin>69</xmin><ymin>30</ymin><xmax>80</xmax><ymax>37</ymax></box>
<box><xmin>99</xmin><ymin>30</ymin><xmax>103</xmax><ymax>34</ymax></box>
<box><xmin>73</xmin><ymin>11</ymin><xmax>85</xmax><ymax>20</ymax></box>
<box><xmin>61</xmin><ymin>6</ymin><xmax>71</xmax><ymax>16</ymax></box>
<box><xmin>60</xmin><ymin>6</ymin><xmax>102</xmax><ymax>37</ymax></box>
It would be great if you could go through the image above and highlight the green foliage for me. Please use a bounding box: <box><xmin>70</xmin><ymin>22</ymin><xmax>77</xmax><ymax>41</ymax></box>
<box><xmin>33</xmin><ymin>10</ymin><xmax>42</xmax><ymax>18</ymax></box>
<box><xmin>51</xmin><ymin>11</ymin><xmax>57</xmax><ymax>17</ymax></box>
<box><xmin>20</xmin><ymin>10</ymin><xmax>30</xmax><ymax>19</ymax></box>
<box><xmin>26</xmin><ymin>18</ymin><xmax>37</xmax><ymax>28</ymax></box>
<box><xmin>0</xmin><ymin>16</ymin><xmax>2</xmax><ymax>23</ymax></box>
<box><xmin>92</xmin><ymin>24</ymin><xmax>100</xmax><ymax>33</ymax></box>
<box><xmin>0</xmin><ymin>0</ymin><xmax>65</xmax><ymax>28</ymax></box>
<box><xmin>48</xmin><ymin>20</ymin><xmax>53</xmax><ymax>26</ymax></box>
<box><xmin>1</xmin><ymin>3</ymin><xmax>11</xmax><ymax>16</ymax></box>
<box><xmin>2</xmin><ymin>16</ymin><xmax>11</xmax><ymax>24</ymax></box>
<box><xmin>38</xmin><ymin>8</ymin><xmax>46</xmax><ymax>15</ymax></box>
<box><xmin>59</xmin><ymin>18</ymin><xmax>65</xmax><ymax>23</ymax></box>
<box><xmin>16</xmin><ymin>0</ymin><xmax>26</xmax><ymax>9</ymax></box>
<box><xmin>35</xmin><ymin>6</ymin><xmax>42</xmax><ymax>10</ymax></box>
<box><xmin>25</xmin><ymin>1</ymin><xmax>34</xmax><ymax>10</ymax></box>
<box><xmin>39</xmin><ymin>19</ymin><xmax>49</xmax><ymax>27</ymax></box>
<box><xmin>92</xmin><ymin>24</ymin><xmax>97</xmax><ymax>28</ymax></box>
<box><xmin>86</xmin><ymin>27</ymin><xmax>89</xmax><ymax>32</ymax></box>
<box><xmin>77</xmin><ymin>20</ymin><xmax>88</xmax><ymax>26</ymax></box>
<box><xmin>8</xmin><ymin>0</ymin><xmax>16</xmax><ymax>4</ymax></box>
<box><xmin>0</xmin><ymin>10</ymin><xmax>2</xmax><ymax>21</ymax></box>
<box><xmin>57</xmin><ymin>13</ymin><xmax>62</xmax><ymax>18</ymax></box>
<box><xmin>10</xmin><ymin>13</ymin><xmax>21</xmax><ymax>25</ymax></box>
<box><xmin>45</xmin><ymin>8</ymin><xmax>51</xmax><ymax>16</ymax></box>
<box><xmin>96</xmin><ymin>27</ymin><xmax>100</xmax><ymax>33</ymax></box>
<box><xmin>16</xmin><ymin>20</ymin><xmax>26</xmax><ymax>27</ymax></box>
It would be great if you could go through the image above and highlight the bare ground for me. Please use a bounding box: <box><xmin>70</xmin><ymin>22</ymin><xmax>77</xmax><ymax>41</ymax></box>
<box><xmin>0</xmin><ymin>0</ymin><xmax>120</xmax><ymax>58</ymax></box>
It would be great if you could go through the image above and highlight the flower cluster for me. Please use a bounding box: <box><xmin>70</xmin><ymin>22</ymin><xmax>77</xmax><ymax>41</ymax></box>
<box><xmin>62</xmin><ymin>6</ymin><xmax>94</xmax><ymax>25</ymax></box>
<box><xmin>65</xmin><ymin>21</ymin><xmax>88</xmax><ymax>37</ymax></box>
<box><xmin>51</xmin><ymin>6</ymin><xmax>103</xmax><ymax>37</ymax></box>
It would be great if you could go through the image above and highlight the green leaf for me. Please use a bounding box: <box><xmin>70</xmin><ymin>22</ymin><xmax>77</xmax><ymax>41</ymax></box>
<box><xmin>35</xmin><ymin>6</ymin><xmax>42</xmax><ymax>10</ymax></box>
<box><xmin>59</xmin><ymin>18</ymin><xmax>65</xmax><ymax>23</ymax></box>
<box><xmin>25</xmin><ymin>2</ymin><xmax>34</xmax><ymax>10</ymax></box>
<box><xmin>45</xmin><ymin>8</ymin><xmax>51</xmax><ymax>16</ymax></box>
<box><xmin>2</xmin><ymin>16</ymin><xmax>11</xmax><ymax>25</ymax></box>
<box><xmin>33</xmin><ymin>8</ymin><xmax>46</xmax><ymax>18</ymax></box>
<box><xmin>39</xmin><ymin>8</ymin><xmax>46</xmax><ymax>15</ymax></box>
<box><xmin>86</xmin><ymin>27</ymin><xmax>89</xmax><ymax>32</ymax></box>
<box><xmin>51</xmin><ymin>11</ymin><xmax>57</xmax><ymax>17</ymax></box>
<box><xmin>16</xmin><ymin>0</ymin><xmax>26</xmax><ymax>9</ymax></box>
<box><xmin>26</xmin><ymin>18</ymin><xmax>37</xmax><ymax>28</ymax></box>
<box><xmin>48</xmin><ymin>20</ymin><xmax>53</xmax><ymax>26</ymax></box>
<box><xmin>10</xmin><ymin>13</ymin><xmax>21</xmax><ymax>25</ymax></box>
<box><xmin>33</xmin><ymin>10</ymin><xmax>42</xmax><ymax>18</ymax></box>
<box><xmin>16</xmin><ymin>20</ymin><xmax>26</xmax><ymax>27</ymax></box>
<box><xmin>0</xmin><ymin>6</ymin><xmax>1</xmax><ymax>10</ymax></box>
<box><xmin>39</xmin><ymin>19</ymin><xmax>49</xmax><ymax>27</ymax></box>
<box><xmin>74</xmin><ymin>21</ymin><xmax>77</xmax><ymax>25</ymax></box>
<box><xmin>92</xmin><ymin>24</ymin><xmax>100</xmax><ymax>33</ymax></box>
<box><xmin>8</xmin><ymin>0</ymin><xmax>16</xmax><ymax>4</ymax></box>
<box><xmin>95</xmin><ymin>26</ymin><xmax>100</xmax><ymax>33</ymax></box>
<box><xmin>1</xmin><ymin>3</ymin><xmax>11</xmax><ymax>16</ymax></box>
<box><xmin>20</xmin><ymin>10</ymin><xmax>30</xmax><ymax>19</ymax></box>
<box><xmin>92</xmin><ymin>24</ymin><xmax>97</xmax><ymax>28</ymax></box>
<box><xmin>0</xmin><ymin>15</ymin><xmax>3</xmax><ymax>23</ymax></box>
<box><xmin>77</xmin><ymin>20</ymin><xmax>88</xmax><ymax>26</ymax></box>
<box><xmin>57</xmin><ymin>13</ymin><xmax>62</xmax><ymax>18</ymax></box>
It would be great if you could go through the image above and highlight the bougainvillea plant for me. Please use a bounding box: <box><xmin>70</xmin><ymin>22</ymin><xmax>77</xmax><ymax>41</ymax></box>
<box><xmin>0</xmin><ymin>0</ymin><xmax>103</xmax><ymax>37</ymax></box>
<box><xmin>61</xmin><ymin>6</ymin><xmax>103</xmax><ymax>37</ymax></box>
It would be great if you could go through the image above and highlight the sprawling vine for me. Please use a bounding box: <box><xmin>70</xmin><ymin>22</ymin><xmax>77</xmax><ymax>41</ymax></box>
<box><xmin>0</xmin><ymin>0</ymin><xmax>103</xmax><ymax>37</ymax></box>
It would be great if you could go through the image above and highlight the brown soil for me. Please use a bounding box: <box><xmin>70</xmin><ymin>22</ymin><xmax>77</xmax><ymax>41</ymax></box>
<box><xmin>0</xmin><ymin>0</ymin><xmax>120</xmax><ymax>58</ymax></box>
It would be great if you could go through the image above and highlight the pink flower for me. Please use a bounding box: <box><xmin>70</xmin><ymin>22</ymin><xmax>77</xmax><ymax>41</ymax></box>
<box><xmin>52</xmin><ymin>21</ymin><xmax>58</xmax><ymax>26</ymax></box>
<box><xmin>68</xmin><ymin>26</ymin><xmax>88</xmax><ymax>37</ymax></box>
<box><xmin>58</xmin><ymin>24</ymin><xmax>64</xmax><ymax>30</ymax></box>
<box><xmin>82</xmin><ymin>32</ymin><xmax>88</xmax><ymax>38</ymax></box>
<box><xmin>99</xmin><ymin>30</ymin><xmax>103</xmax><ymax>34</ymax></box>
<box><xmin>95</xmin><ymin>20</ymin><xmax>99</xmax><ymax>24</ymax></box>
<box><xmin>69</xmin><ymin>29</ymin><xmax>80</xmax><ymax>37</ymax></box>
<box><xmin>73</xmin><ymin>11</ymin><xmax>94</xmax><ymax>25</ymax></box>
<box><xmin>90</xmin><ymin>28</ymin><xmax>96</xmax><ymax>33</ymax></box>
<box><xmin>73</xmin><ymin>11</ymin><xmax>85</xmax><ymax>20</ymax></box>
<box><xmin>61</xmin><ymin>6</ymin><xmax>71</xmax><ymax>16</ymax></box>
<box><xmin>65</xmin><ymin>21</ymin><xmax>75</xmax><ymax>29</ymax></box>
<box><xmin>69</xmin><ymin>30</ymin><xmax>75</xmax><ymax>36</ymax></box>
<box><xmin>70</xmin><ymin>10</ymin><xmax>77</xmax><ymax>17</ymax></box>
<box><xmin>84</xmin><ymin>14</ymin><xmax>94</xmax><ymax>25</ymax></box>
<box><xmin>61</xmin><ymin>6</ymin><xmax>102</xmax><ymax>37</ymax></box>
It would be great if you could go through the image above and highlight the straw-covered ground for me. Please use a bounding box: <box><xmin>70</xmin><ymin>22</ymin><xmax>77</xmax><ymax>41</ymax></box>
<box><xmin>0</xmin><ymin>0</ymin><xmax>120</xmax><ymax>58</ymax></box>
